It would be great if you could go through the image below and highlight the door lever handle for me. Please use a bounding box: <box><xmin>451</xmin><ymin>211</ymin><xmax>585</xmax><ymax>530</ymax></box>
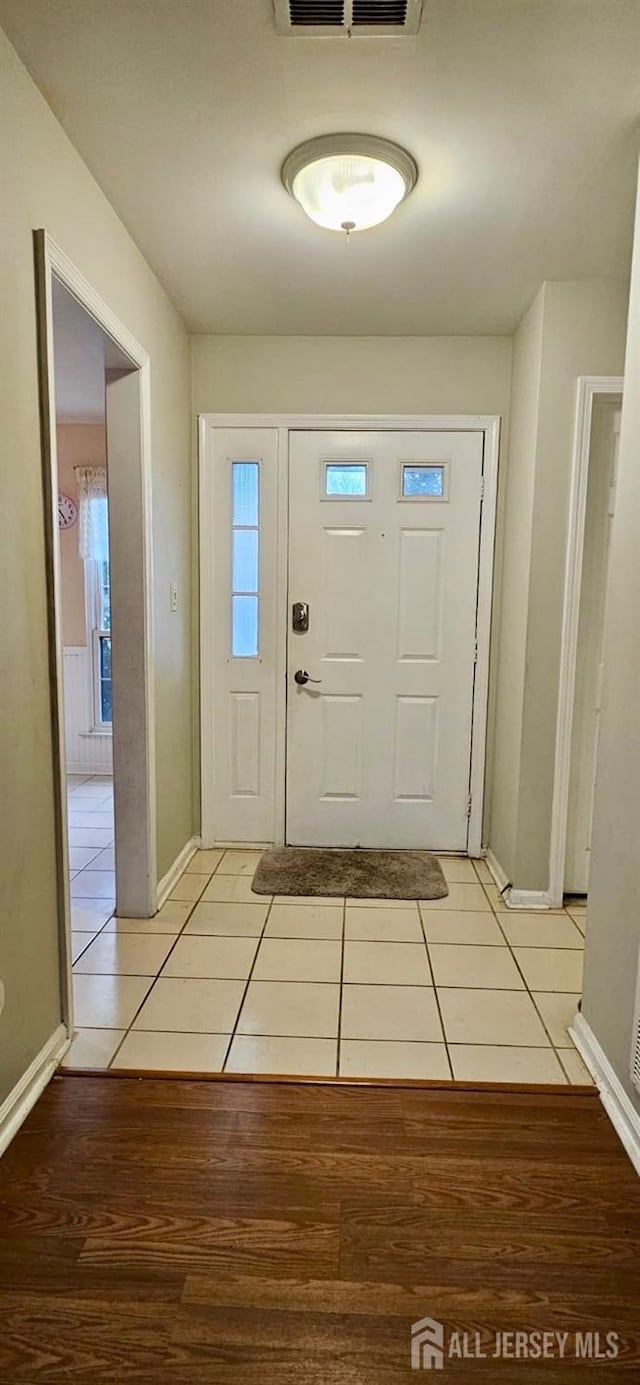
<box><xmin>294</xmin><ymin>669</ymin><xmax>322</xmax><ymax>686</ymax></box>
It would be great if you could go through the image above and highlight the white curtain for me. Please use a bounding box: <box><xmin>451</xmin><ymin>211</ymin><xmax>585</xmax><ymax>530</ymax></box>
<box><xmin>75</xmin><ymin>466</ymin><xmax>109</xmax><ymax>562</ymax></box>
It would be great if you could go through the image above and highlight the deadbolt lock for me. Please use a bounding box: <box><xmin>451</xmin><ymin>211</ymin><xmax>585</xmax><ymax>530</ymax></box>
<box><xmin>292</xmin><ymin>601</ymin><xmax>309</xmax><ymax>633</ymax></box>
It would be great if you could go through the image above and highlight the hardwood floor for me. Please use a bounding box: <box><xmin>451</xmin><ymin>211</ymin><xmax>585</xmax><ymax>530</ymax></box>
<box><xmin>1</xmin><ymin>1076</ymin><xmax>639</xmax><ymax>1381</ymax></box>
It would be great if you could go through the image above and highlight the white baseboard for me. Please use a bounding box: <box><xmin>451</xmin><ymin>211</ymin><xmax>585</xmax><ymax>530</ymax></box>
<box><xmin>485</xmin><ymin>848</ymin><xmax>509</xmax><ymax>893</ymax></box>
<box><xmin>506</xmin><ymin>888</ymin><xmax>551</xmax><ymax>911</ymax></box>
<box><xmin>156</xmin><ymin>835</ymin><xmax>200</xmax><ymax>909</ymax></box>
<box><xmin>484</xmin><ymin>851</ymin><xmax>552</xmax><ymax>910</ymax></box>
<box><xmin>570</xmin><ymin>1012</ymin><xmax>640</xmax><ymax>1177</ymax></box>
<box><xmin>0</xmin><ymin>1024</ymin><xmax>69</xmax><ymax>1159</ymax></box>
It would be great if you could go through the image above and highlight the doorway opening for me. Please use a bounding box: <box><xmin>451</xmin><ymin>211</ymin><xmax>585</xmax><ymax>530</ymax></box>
<box><xmin>549</xmin><ymin>376</ymin><xmax>624</xmax><ymax>909</ymax></box>
<box><xmin>35</xmin><ymin>233</ymin><xmax>157</xmax><ymax>1037</ymax></box>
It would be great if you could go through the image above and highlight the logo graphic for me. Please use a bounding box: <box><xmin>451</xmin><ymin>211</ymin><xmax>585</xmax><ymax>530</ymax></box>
<box><xmin>411</xmin><ymin>1317</ymin><xmax>445</xmax><ymax>1370</ymax></box>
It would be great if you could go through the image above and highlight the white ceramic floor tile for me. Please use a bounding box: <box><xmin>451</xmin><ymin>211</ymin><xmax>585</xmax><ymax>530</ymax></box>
<box><xmin>341</xmin><ymin>985</ymin><xmax>442</xmax><ymax>1042</ymax></box>
<box><xmin>90</xmin><ymin>847</ymin><xmax>116</xmax><ymax>871</ymax></box>
<box><xmin>449</xmin><ymin>1045</ymin><xmax>567</xmax><ymax>1084</ymax></box>
<box><xmin>499</xmin><ymin>913</ymin><xmax>584</xmax><ymax>949</ymax></box>
<box><xmin>226</xmin><ymin>1035</ymin><xmax>337</xmax><ymax>1076</ymax></box>
<box><xmin>72</xmin><ymin>974</ymin><xmax>152</xmax><ymax>1028</ymax></box>
<box><xmin>67</xmin><ymin>774</ymin><xmax>92</xmax><ymax>787</ymax></box>
<box><xmin>168</xmin><ymin>873</ymin><xmax>209</xmax><ymax>903</ymax></box>
<box><xmin>67</xmin><ymin>811</ymin><xmax>114</xmax><ymax>830</ymax></box>
<box><xmin>217</xmin><ymin>850</ymin><xmax>264</xmax><ymax>876</ymax></box>
<box><xmin>567</xmin><ymin>911</ymin><xmax>587</xmax><ymax>934</ymax></box>
<box><xmin>346</xmin><ymin>897</ymin><xmax>419</xmax><ymax>909</ymax></box>
<box><xmin>252</xmin><ymin>938</ymin><xmax>341</xmax><ymax>983</ymax></box>
<box><xmin>185</xmin><ymin>849</ymin><xmax>225</xmax><ymax>874</ymax></box>
<box><xmin>420</xmin><ymin>911</ymin><xmax>506</xmax><ymax>946</ymax></box>
<box><xmin>155</xmin><ymin>901</ymin><xmax>194</xmax><ymax>927</ymax></box>
<box><xmin>274</xmin><ymin>894</ymin><xmax>346</xmax><ymax>906</ymax></box>
<box><xmin>339</xmin><ymin>1040</ymin><xmax>451</xmax><ymax>1079</ymax></box>
<box><xmin>420</xmin><ymin>883</ymin><xmax>490</xmax><ymax>912</ymax></box>
<box><xmin>343</xmin><ymin>941</ymin><xmax>431</xmax><ymax>986</ymax></box>
<box><xmin>202</xmin><ymin>876</ymin><xmax>269</xmax><ymax>905</ymax></box>
<box><xmin>68</xmin><ymin>845</ymin><xmax>102</xmax><ymax>871</ymax></box>
<box><xmin>71</xmin><ymin>901</ymin><xmax>113</xmax><ymax>930</ymax></box>
<box><xmin>437</xmin><ymin>857</ymin><xmax>478</xmax><ymax>884</ymax></box>
<box><xmin>103</xmin><ymin>914</ymin><xmax>182</xmax><ymax>936</ymax></box>
<box><xmin>513</xmin><ymin>947</ymin><xmax>584</xmax><ymax>993</ymax></box>
<box><xmin>237</xmin><ymin>981</ymin><xmax>340</xmax><ymax>1038</ymax></box>
<box><xmin>437</xmin><ymin>988</ymin><xmax>550</xmax><ymax>1046</ymax></box>
<box><xmin>70</xmin><ymin>870</ymin><xmax>116</xmax><ymax>900</ymax></box>
<box><xmin>473</xmin><ymin>859</ymin><xmax>493</xmax><ymax>884</ymax></box>
<box><xmin>185</xmin><ymin>901</ymin><xmax>269</xmax><ymax>936</ymax></box>
<box><xmin>264</xmin><ymin>904</ymin><xmax>343</xmax><ymax>939</ymax></box>
<box><xmin>162</xmin><ymin>934</ymin><xmax>259</xmax><ymax>979</ymax></box>
<box><xmin>532</xmin><ymin>992</ymin><xmax>581</xmax><ymax>1047</ymax></box>
<box><xmin>558</xmin><ymin>1048</ymin><xmax>595</xmax><ymax>1085</ymax></box>
<box><xmin>112</xmin><ymin>1030</ymin><xmax>230</xmax><ymax>1072</ymax></box>
<box><xmin>68</xmin><ymin>827</ymin><xmax>114</xmax><ymax>850</ymax></box>
<box><xmin>133</xmin><ymin>977</ymin><xmax>245</xmax><ymax>1033</ymax></box>
<box><xmin>73</xmin><ymin>932</ymin><xmax>175</xmax><ymax>976</ymax></box>
<box><xmin>61</xmin><ymin>1028</ymin><xmax>125</xmax><ymax>1069</ymax></box>
<box><xmin>428</xmin><ymin>944</ymin><xmax>524</xmax><ymax>990</ymax></box>
<box><xmin>71</xmin><ymin>932</ymin><xmax>99</xmax><ymax>962</ymax></box>
<box><xmin>345</xmin><ymin>907</ymin><xmax>423</xmax><ymax>943</ymax></box>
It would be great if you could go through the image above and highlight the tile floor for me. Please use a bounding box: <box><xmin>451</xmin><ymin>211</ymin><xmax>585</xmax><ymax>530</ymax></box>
<box><xmin>63</xmin><ymin>793</ymin><xmax>592</xmax><ymax>1085</ymax></box>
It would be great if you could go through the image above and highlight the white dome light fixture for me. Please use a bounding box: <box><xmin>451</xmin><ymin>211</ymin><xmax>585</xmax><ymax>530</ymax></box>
<box><xmin>282</xmin><ymin>133</ymin><xmax>418</xmax><ymax>236</ymax></box>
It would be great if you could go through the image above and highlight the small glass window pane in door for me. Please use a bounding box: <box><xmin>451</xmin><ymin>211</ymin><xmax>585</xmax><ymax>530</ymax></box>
<box><xmin>232</xmin><ymin>462</ymin><xmax>259</xmax><ymax>525</ymax></box>
<box><xmin>324</xmin><ymin>463</ymin><xmax>368</xmax><ymax>497</ymax></box>
<box><xmin>232</xmin><ymin>529</ymin><xmax>259</xmax><ymax>593</ymax></box>
<box><xmin>232</xmin><ymin>594</ymin><xmax>258</xmax><ymax>658</ymax></box>
<box><xmin>402</xmin><ymin>464</ymin><xmax>446</xmax><ymax>498</ymax></box>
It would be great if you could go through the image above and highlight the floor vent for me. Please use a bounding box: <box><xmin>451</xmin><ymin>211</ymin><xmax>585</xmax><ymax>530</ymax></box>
<box><xmin>632</xmin><ymin>948</ymin><xmax>640</xmax><ymax>1094</ymax></box>
<box><xmin>275</xmin><ymin>0</ymin><xmax>422</xmax><ymax>36</ymax></box>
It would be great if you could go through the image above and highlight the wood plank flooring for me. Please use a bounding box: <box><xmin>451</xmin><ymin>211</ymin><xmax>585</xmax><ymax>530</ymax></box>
<box><xmin>0</xmin><ymin>1076</ymin><xmax>639</xmax><ymax>1381</ymax></box>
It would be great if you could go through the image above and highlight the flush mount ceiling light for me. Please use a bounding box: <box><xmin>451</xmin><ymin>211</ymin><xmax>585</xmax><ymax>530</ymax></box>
<box><xmin>282</xmin><ymin>134</ymin><xmax>418</xmax><ymax>235</ymax></box>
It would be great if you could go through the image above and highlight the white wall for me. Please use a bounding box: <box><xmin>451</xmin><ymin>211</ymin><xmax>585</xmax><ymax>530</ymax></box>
<box><xmin>0</xmin><ymin>28</ymin><xmax>193</xmax><ymax>1106</ymax></box>
<box><xmin>582</xmin><ymin>169</ymin><xmax>640</xmax><ymax>1113</ymax></box>
<box><xmin>191</xmin><ymin>331</ymin><xmax>514</xmax><ymax>840</ymax></box>
<box><xmin>490</xmin><ymin>280</ymin><xmax>628</xmax><ymax>889</ymax></box>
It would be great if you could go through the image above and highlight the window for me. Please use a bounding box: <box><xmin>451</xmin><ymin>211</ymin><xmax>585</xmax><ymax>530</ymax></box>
<box><xmin>323</xmin><ymin>462</ymin><xmax>369</xmax><ymax>498</ymax></box>
<box><xmin>231</xmin><ymin>462</ymin><xmax>259</xmax><ymax>657</ymax></box>
<box><xmin>400</xmin><ymin>463</ymin><xmax>447</xmax><ymax>500</ymax></box>
<box><xmin>87</xmin><ymin>556</ymin><xmax>112</xmax><ymax>727</ymax></box>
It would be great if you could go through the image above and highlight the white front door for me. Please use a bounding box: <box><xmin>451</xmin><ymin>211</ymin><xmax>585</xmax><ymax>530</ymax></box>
<box><xmin>286</xmin><ymin>430</ymin><xmax>484</xmax><ymax>850</ymax></box>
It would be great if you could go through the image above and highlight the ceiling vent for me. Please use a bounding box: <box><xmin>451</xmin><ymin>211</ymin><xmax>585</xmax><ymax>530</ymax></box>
<box><xmin>274</xmin><ymin>0</ymin><xmax>423</xmax><ymax>37</ymax></box>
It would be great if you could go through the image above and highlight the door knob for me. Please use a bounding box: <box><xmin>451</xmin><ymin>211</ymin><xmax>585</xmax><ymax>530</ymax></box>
<box><xmin>294</xmin><ymin>669</ymin><xmax>322</xmax><ymax>686</ymax></box>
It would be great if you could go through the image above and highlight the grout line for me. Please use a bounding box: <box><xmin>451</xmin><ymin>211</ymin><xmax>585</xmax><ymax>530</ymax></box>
<box><xmin>418</xmin><ymin>907</ymin><xmax>453</xmax><ymax>1079</ymax></box>
<box><xmin>105</xmin><ymin>875</ymin><xmax>211</xmax><ymax>1069</ymax></box>
<box><xmin>220</xmin><ymin>896</ymin><xmax>275</xmax><ymax>1072</ymax></box>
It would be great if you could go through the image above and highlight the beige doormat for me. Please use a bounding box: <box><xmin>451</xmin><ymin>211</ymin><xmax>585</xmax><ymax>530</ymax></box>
<box><xmin>252</xmin><ymin>847</ymin><xmax>448</xmax><ymax>900</ymax></box>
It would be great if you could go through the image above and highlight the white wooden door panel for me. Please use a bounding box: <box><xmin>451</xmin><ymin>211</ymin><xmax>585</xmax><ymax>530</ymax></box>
<box><xmin>205</xmin><ymin>427</ymin><xmax>278</xmax><ymax>842</ymax></box>
<box><xmin>286</xmin><ymin>430</ymin><xmax>483</xmax><ymax>850</ymax></box>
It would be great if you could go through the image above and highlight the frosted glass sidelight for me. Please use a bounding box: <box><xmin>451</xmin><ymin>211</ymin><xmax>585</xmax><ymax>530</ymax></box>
<box><xmin>232</xmin><ymin>529</ymin><xmax>259</xmax><ymax>593</ymax></box>
<box><xmin>232</xmin><ymin>462</ymin><xmax>259</xmax><ymax>526</ymax></box>
<box><xmin>232</xmin><ymin>595</ymin><xmax>259</xmax><ymax>658</ymax></box>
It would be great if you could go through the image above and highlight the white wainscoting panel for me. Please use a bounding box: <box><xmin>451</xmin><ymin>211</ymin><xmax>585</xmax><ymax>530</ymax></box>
<box><xmin>63</xmin><ymin>647</ymin><xmax>112</xmax><ymax>775</ymax></box>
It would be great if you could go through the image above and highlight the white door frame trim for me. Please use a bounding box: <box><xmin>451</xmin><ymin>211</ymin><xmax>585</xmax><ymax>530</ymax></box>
<box><xmin>548</xmin><ymin>375</ymin><xmax>623</xmax><ymax>908</ymax></box>
<box><xmin>34</xmin><ymin>230</ymin><xmax>158</xmax><ymax>1033</ymax></box>
<box><xmin>199</xmin><ymin>413</ymin><xmax>500</xmax><ymax>855</ymax></box>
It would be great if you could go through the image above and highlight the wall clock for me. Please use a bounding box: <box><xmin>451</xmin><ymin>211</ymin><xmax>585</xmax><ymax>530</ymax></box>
<box><xmin>58</xmin><ymin>493</ymin><xmax>78</xmax><ymax>529</ymax></box>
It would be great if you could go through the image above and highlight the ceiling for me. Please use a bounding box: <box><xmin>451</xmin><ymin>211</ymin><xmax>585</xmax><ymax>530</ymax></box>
<box><xmin>3</xmin><ymin>0</ymin><xmax>640</xmax><ymax>335</ymax></box>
